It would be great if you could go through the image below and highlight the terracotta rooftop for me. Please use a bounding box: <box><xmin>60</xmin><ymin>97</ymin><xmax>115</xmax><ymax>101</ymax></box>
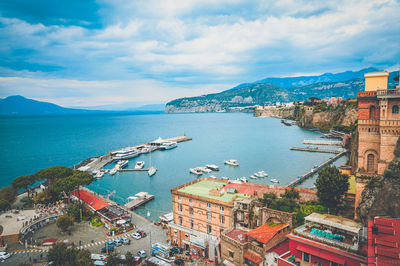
<box><xmin>247</xmin><ymin>223</ymin><xmax>288</xmax><ymax>244</ymax></box>
<box><xmin>71</xmin><ymin>189</ymin><xmax>110</xmax><ymax>211</ymax></box>
<box><xmin>243</xmin><ymin>250</ymin><xmax>263</xmax><ymax>265</ymax></box>
<box><xmin>225</xmin><ymin>229</ymin><xmax>247</xmax><ymax>244</ymax></box>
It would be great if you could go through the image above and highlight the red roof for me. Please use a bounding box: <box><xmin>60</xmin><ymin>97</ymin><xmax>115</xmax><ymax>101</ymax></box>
<box><xmin>243</xmin><ymin>250</ymin><xmax>263</xmax><ymax>265</ymax></box>
<box><xmin>297</xmin><ymin>244</ymin><xmax>346</xmax><ymax>265</ymax></box>
<box><xmin>43</xmin><ymin>238</ymin><xmax>58</xmax><ymax>243</ymax></box>
<box><xmin>71</xmin><ymin>189</ymin><xmax>110</xmax><ymax>211</ymax></box>
<box><xmin>225</xmin><ymin>229</ymin><xmax>247</xmax><ymax>243</ymax></box>
<box><xmin>247</xmin><ymin>223</ymin><xmax>288</xmax><ymax>244</ymax></box>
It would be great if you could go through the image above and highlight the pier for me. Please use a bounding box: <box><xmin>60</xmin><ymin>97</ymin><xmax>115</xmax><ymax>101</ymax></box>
<box><xmin>290</xmin><ymin>147</ymin><xmax>342</xmax><ymax>154</ymax></box>
<box><xmin>118</xmin><ymin>168</ymin><xmax>150</xmax><ymax>172</ymax></box>
<box><xmin>287</xmin><ymin>151</ymin><xmax>347</xmax><ymax>187</ymax></box>
<box><xmin>124</xmin><ymin>192</ymin><xmax>155</xmax><ymax>210</ymax></box>
<box><xmin>74</xmin><ymin>135</ymin><xmax>192</xmax><ymax>172</ymax></box>
<box><xmin>301</xmin><ymin>140</ymin><xmax>342</xmax><ymax>146</ymax></box>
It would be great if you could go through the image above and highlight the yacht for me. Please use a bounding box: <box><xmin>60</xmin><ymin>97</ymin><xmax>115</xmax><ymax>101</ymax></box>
<box><xmin>270</xmin><ymin>179</ymin><xmax>279</xmax><ymax>183</ymax></box>
<box><xmin>224</xmin><ymin>159</ymin><xmax>239</xmax><ymax>166</ymax></box>
<box><xmin>148</xmin><ymin>166</ymin><xmax>157</xmax><ymax>177</ymax></box>
<box><xmin>116</xmin><ymin>160</ymin><xmax>129</xmax><ymax>169</ymax></box>
<box><xmin>198</xmin><ymin>167</ymin><xmax>212</xmax><ymax>173</ymax></box>
<box><xmin>206</xmin><ymin>164</ymin><xmax>219</xmax><ymax>171</ymax></box>
<box><xmin>112</xmin><ymin>148</ymin><xmax>140</xmax><ymax>160</ymax></box>
<box><xmin>135</xmin><ymin>161</ymin><xmax>145</xmax><ymax>169</ymax></box>
<box><xmin>109</xmin><ymin>168</ymin><xmax>117</xmax><ymax>175</ymax></box>
<box><xmin>160</xmin><ymin>141</ymin><xmax>178</xmax><ymax>150</ymax></box>
<box><xmin>189</xmin><ymin>168</ymin><xmax>203</xmax><ymax>175</ymax></box>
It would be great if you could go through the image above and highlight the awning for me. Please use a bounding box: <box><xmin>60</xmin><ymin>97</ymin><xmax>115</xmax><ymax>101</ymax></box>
<box><xmin>244</xmin><ymin>250</ymin><xmax>263</xmax><ymax>265</ymax></box>
<box><xmin>223</xmin><ymin>259</ymin><xmax>237</xmax><ymax>266</ymax></box>
<box><xmin>296</xmin><ymin>245</ymin><xmax>346</xmax><ymax>265</ymax></box>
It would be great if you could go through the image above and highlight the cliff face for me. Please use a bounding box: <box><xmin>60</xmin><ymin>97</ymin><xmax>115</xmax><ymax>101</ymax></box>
<box><xmin>357</xmin><ymin>138</ymin><xmax>400</xmax><ymax>225</ymax></box>
<box><xmin>254</xmin><ymin>106</ymin><xmax>294</xmax><ymax>118</ymax></box>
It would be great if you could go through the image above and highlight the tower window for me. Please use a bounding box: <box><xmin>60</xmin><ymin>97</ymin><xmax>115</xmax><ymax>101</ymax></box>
<box><xmin>392</xmin><ymin>105</ymin><xmax>399</xmax><ymax>114</ymax></box>
<box><xmin>367</xmin><ymin>154</ymin><xmax>375</xmax><ymax>172</ymax></box>
<box><xmin>369</xmin><ymin>105</ymin><xmax>376</xmax><ymax>120</ymax></box>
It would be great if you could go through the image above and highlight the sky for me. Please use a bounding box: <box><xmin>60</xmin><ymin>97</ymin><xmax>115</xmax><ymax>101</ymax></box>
<box><xmin>0</xmin><ymin>0</ymin><xmax>399</xmax><ymax>107</ymax></box>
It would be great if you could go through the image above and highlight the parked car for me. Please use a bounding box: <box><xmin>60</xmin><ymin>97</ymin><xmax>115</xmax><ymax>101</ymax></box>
<box><xmin>137</xmin><ymin>250</ymin><xmax>147</xmax><ymax>258</ymax></box>
<box><xmin>134</xmin><ymin>256</ymin><xmax>142</xmax><ymax>265</ymax></box>
<box><xmin>106</xmin><ymin>240</ymin><xmax>115</xmax><ymax>247</ymax></box>
<box><xmin>119</xmin><ymin>255</ymin><xmax>126</xmax><ymax>261</ymax></box>
<box><xmin>0</xmin><ymin>252</ymin><xmax>11</xmax><ymax>260</ymax></box>
<box><xmin>101</xmin><ymin>245</ymin><xmax>114</xmax><ymax>253</ymax></box>
<box><xmin>120</xmin><ymin>237</ymin><xmax>130</xmax><ymax>245</ymax></box>
<box><xmin>114</xmin><ymin>239</ymin><xmax>123</xmax><ymax>247</ymax></box>
<box><xmin>174</xmin><ymin>259</ymin><xmax>185</xmax><ymax>266</ymax></box>
<box><xmin>137</xmin><ymin>230</ymin><xmax>147</xmax><ymax>238</ymax></box>
<box><xmin>131</xmin><ymin>232</ymin><xmax>141</xmax><ymax>240</ymax></box>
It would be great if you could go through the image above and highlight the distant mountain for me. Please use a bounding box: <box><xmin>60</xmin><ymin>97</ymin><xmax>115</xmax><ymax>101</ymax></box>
<box><xmin>165</xmin><ymin>68</ymin><xmax>398</xmax><ymax>113</ymax></box>
<box><xmin>0</xmin><ymin>96</ymin><xmax>100</xmax><ymax>116</ymax></box>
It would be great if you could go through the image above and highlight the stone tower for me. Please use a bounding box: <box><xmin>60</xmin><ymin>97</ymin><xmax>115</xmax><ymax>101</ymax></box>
<box><xmin>355</xmin><ymin>71</ymin><xmax>400</xmax><ymax>218</ymax></box>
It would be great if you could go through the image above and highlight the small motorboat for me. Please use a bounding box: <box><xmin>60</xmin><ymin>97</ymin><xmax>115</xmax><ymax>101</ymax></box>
<box><xmin>190</xmin><ymin>168</ymin><xmax>203</xmax><ymax>175</ymax></box>
<box><xmin>95</xmin><ymin>172</ymin><xmax>104</xmax><ymax>179</ymax></box>
<box><xmin>249</xmin><ymin>175</ymin><xmax>257</xmax><ymax>179</ymax></box>
<box><xmin>210</xmin><ymin>175</ymin><xmax>217</xmax><ymax>179</ymax></box>
<box><xmin>116</xmin><ymin>160</ymin><xmax>129</xmax><ymax>169</ymax></box>
<box><xmin>109</xmin><ymin>168</ymin><xmax>117</xmax><ymax>175</ymax></box>
<box><xmin>198</xmin><ymin>167</ymin><xmax>211</xmax><ymax>173</ymax></box>
<box><xmin>239</xmin><ymin>177</ymin><xmax>248</xmax><ymax>183</ymax></box>
<box><xmin>270</xmin><ymin>179</ymin><xmax>279</xmax><ymax>183</ymax></box>
<box><xmin>148</xmin><ymin>166</ymin><xmax>157</xmax><ymax>177</ymax></box>
<box><xmin>206</xmin><ymin>164</ymin><xmax>219</xmax><ymax>171</ymax></box>
<box><xmin>224</xmin><ymin>159</ymin><xmax>239</xmax><ymax>166</ymax></box>
<box><xmin>221</xmin><ymin>176</ymin><xmax>229</xmax><ymax>180</ymax></box>
<box><xmin>254</xmin><ymin>171</ymin><xmax>268</xmax><ymax>178</ymax></box>
<box><xmin>135</xmin><ymin>161</ymin><xmax>145</xmax><ymax>169</ymax></box>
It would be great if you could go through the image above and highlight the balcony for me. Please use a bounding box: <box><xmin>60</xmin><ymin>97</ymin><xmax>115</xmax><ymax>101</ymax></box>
<box><xmin>357</xmin><ymin>91</ymin><xmax>377</xmax><ymax>98</ymax></box>
<box><xmin>377</xmin><ymin>89</ymin><xmax>400</xmax><ymax>99</ymax></box>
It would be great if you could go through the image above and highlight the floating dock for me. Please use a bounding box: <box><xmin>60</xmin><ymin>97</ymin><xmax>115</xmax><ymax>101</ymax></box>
<box><xmin>302</xmin><ymin>140</ymin><xmax>342</xmax><ymax>146</ymax></box>
<box><xmin>290</xmin><ymin>147</ymin><xmax>342</xmax><ymax>154</ymax></box>
<box><xmin>287</xmin><ymin>151</ymin><xmax>347</xmax><ymax>187</ymax></box>
<box><xmin>124</xmin><ymin>192</ymin><xmax>155</xmax><ymax>210</ymax></box>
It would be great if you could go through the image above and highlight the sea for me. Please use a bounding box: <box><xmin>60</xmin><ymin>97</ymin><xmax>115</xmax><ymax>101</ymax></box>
<box><xmin>0</xmin><ymin>113</ymin><xmax>346</xmax><ymax>220</ymax></box>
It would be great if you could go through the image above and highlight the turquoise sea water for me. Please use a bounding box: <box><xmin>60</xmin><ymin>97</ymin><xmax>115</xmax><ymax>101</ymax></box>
<box><xmin>0</xmin><ymin>113</ymin><xmax>346</xmax><ymax>220</ymax></box>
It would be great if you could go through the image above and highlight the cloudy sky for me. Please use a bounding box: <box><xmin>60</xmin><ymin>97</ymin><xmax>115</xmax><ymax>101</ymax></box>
<box><xmin>0</xmin><ymin>0</ymin><xmax>399</xmax><ymax>107</ymax></box>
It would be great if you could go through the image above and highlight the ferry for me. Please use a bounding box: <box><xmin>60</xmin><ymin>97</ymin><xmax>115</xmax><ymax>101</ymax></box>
<box><xmin>112</xmin><ymin>148</ymin><xmax>140</xmax><ymax>160</ymax></box>
<box><xmin>109</xmin><ymin>168</ymin><xmax>117</xmax><ymax>175</ymax></box>
<box><xmin>148</xmin><ymin>166</ymin><xmax>157</xmax><ymax>177</ymax></box>
<box><xmin>135</xmin><ymin>161</ymin><xmax>145</xmax><ymax>169</ymax></box>
<box><xmin>189</xmin><ymin>168</ymin><xmax>203</xmax><ymax>175</ymax></box>
<box><xmin>206</xmin><ymin>164</ymin><xmax>219</xmax><ymax>171</ymax></box>
<box><xmin>160</xmin><ymin>141</ymin><xmax>177</xmax><ymax>150</ymax></box>
<box><xmin>270</xmin><ymin>179</ymin><xmax>279</xmax><ymax>183</ymax></box>
<box><xmin>224</xmin><ymin>159</ymin><xmax>239</xmax><ymax>166</ymax></box>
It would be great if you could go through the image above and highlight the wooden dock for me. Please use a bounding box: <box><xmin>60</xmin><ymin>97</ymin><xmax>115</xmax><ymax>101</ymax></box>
<box><xmin>287</xmin><ymin>151</ymin><xmax>347</xmax><ymax>187</ymax></box>
<box><xmin>118</xmin><ymin>168</ymin><xmax>149</xmax><ymax>172</ymax></box>
<box><xmin>124</xmin><ymin>192</ymin><xmax>155</xmax><ymax>210</ymax></box>
<box><xmin>290</xmin><ymin>147</ymin><xmax>342</xmax><ymax>154</ymax></box>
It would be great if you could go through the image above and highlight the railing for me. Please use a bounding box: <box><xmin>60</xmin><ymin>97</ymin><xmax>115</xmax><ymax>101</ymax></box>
<box><xmin>357</xmin><ymin>91</ymin><xmax>377</xmax><ymax>98</ymax></box>
<box><xmin>379</xmin><ymin>120</ymin><xmax>400</xmax><ymax>127</ymax></box>
<box><xmin>377</xmin><ymin>89</ymin><xmax>400</xmax><ymax>98</ymax></box>
<box><xmin>358</xmin><ymin>119</ymin><xmax>380</xmax><ymax>126</ymax></box>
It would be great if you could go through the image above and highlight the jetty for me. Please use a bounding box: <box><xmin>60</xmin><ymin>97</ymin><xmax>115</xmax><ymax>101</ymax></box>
<box><xmin>287</xmin><ymin>151</ymin><xmax>347</xmax><ymax>187</ymax></box>
<box><xmin>301</xmin><ymin>140</ymin><xmax>342</xmax><ymax>146</ymax></box>
<box><xmin>74</xmin><ymin>135</ymin><xmax>192</xmax><ymax>172</ymax></box>
<box><xmin>118</xmin><ymin>168</ymin><xmax>150</xmax><ymax>172</ymax></box>
<box><xmin>290</xmin><ymin>147</ymin><xmax>342</xmax><ymax>154</ymax></box>
<box><xmin>124</xmin><ymin>192</ymin><xmax>155</xmax><ymax>210</ymax></box>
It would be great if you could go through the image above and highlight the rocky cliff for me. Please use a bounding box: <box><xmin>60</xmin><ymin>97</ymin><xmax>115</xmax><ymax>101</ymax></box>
<box><xmin>357</xmin><ymin>137</ymin><xmax>400</xmax><ymax>225</ymax></box>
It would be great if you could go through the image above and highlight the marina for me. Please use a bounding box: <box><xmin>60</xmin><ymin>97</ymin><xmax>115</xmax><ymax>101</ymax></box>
<box><xmin>290</xmin><ymin>147</ymin><xmax>342</xmax><ymax>154</ymax></box>
<box><xmin>124</xmin><ymin>192</ymin><xmax>155</xmax><ymax>210</ymax></box>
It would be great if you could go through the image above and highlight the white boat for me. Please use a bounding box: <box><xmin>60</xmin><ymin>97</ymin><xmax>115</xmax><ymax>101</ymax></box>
<box><xmin>239</xmin><ymin>177</ymin><xmax>248</xmax><ymax>183</ymax></box>
<box><xmin>254</xmin><ymin>171</ymin><xmax>268</xmax><ymax>178</ymax></box>
<box><xmin>148</xmin><ymin>166</ymin><xmax>157</xmax><ymax>176</ymax></box>
<box><xmin>270</xmin><ymin>179</ymin><xmax>279</xmax><ymax>183</ymax></box>
<box><xmin>206</xmin><ymin>164</ymin><xmax>219</xmax><ymax>171</ymax></box>
<box><xmin>135</xmin><ymin>161</ymin><xmax>145</xmax><ymax>169</ymax></box>
<box><xmin>112</xmin><ymin>148</ymin><xmax>140</xmax><ymax>160</ymax></box>
<box><xmin>109</xmin><ymin>168</ymin><xmax>117</xmax><ymax>175</ymax></box>
<box><xmin>231</xmin><ymin>179</ymin><xmax>243</xmax><ymax>184</ymax></box>
<box><xmin>95</xmin><ymin>172</ymin><xmax>104</xmax><ymax>178</ymax></box>
<box><xmin>221</xmin><ymin>176</ymin><xmax>229</xmax><ymax>180</ymax></box>
<box><xmin>210</xmin><ymin>175</ymin><xmax>217</xmax><ymax>179</ymax></box>
<box><xmin>198</xmin><ymin>167</ymin><xmax>211</xmax><ymax>173</ymax></box>
<box><xmin>189</xmin><ymin>168</ymin><xmax>203</xmax><ymax>175</ymax></box>
<box><xmin>116</xmin><ymin>160</ymin><xmax>129</xmax><ymax>169</ymax></box>
<box><xmin>160</xmin><ymin>141</ymin><xmax>178</xmax><ymax>150</ymax></box>
<box><xmin>224</xmin><ymin>159</ymin><xmax>239</xmax><ymax>166</ymax></box>
<box><xmin>249</xmin><ymin>175</ymin><xmax>257</xmax><ymax>179</ymax></box>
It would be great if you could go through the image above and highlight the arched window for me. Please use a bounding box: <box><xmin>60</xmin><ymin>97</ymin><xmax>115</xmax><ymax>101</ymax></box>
<box><xmin>367</xmin><ymin>154</ymin><xmax>375</xmax><ymax>172</ymax></box>
<box><xmin>370</xmin><ymin>105</ymin><xmax>376</xmax><ymax>120</ymax></box>
<box><xmin>392</xmin><ymin>105</ymin><xmax>399</xmax><ymax>114</ymax></box>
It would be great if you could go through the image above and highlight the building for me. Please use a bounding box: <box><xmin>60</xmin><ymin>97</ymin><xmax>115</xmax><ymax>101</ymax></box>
<box><xmin>355</xmin><ymin>71</ymin><xmax>400</xmax><ymax>217</ymax></box>
<box><xmin>168</xmin><ymin>178</ymin><xmax>318</xmax><ymax>262</ymax></box>
<box><xmin>278</xmin><ymin>213</ymin><xmax>367</xmax><ymax>266</ymax></box>
<box><xmin>368</xmin><ymin>217</ymin><xmax>400</xmax><ymax>265</ymax></box>
<box><xmin>221</xmin><ymin>223</ymin><xmax>290</xmax><ymax>266</ymax></box>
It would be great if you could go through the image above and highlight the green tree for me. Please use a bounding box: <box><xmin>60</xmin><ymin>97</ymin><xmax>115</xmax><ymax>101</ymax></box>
<box><xmin>282</xmin><ymin>187</ymin><xmax>300</xmax><ymax>200</ymax></box>
<box><xmin>315</xmin><ymin>165</ymin><xmax>349</xmax><ymax>212</ymax></box>
<box><xmin>125</xmin><ymin>251</ymin><xmax>135</xmax><ymax>266</ymax></box>
<box><xmin>47</xmin><ymin>243</ymin><xmax>69</xmax><ymax>265</ymax></box>
<box><xmin>261</xmin><ymin>192</ymin><xmax>277</xmax><ymax>207</ymax></box>
<box><xmin>56</xmin><ymin>215</ymin><xmax>74</xmax><ymax>233</ymax></box>
<box><xmin>106</xmin><ymin>252</ymin><xmax>121</xmax><ymax>266</ymax></box>
<box><xmin>0</xmin><ymin>199</ymin><xmax>10</xmax><ymax>211</ymax></box>
<box><xmin>0</xmin><ymin>186</ymin><xmax>16</xmax><ymax>205</ymax></box>
<box><xmin>12</xmin><ymin>175</ymin><xmax>35</xmax><ymax>198</ymax></box>
<box><xmin>66</xmin><ymin>203</ymin><xmax>86</xmax><ymax>222</ymax></box>
<box><xmin>34</xmin><ymin>166</ymin><xmax>73</xmax><ymax>186</ymax></box>
<box><xmin>47</xmin><ymin>243</ymin><xmax>91</xmax><ymax>266</ymax></box>
<box><xmin>76</xmin><ymin>249</ymin><xmax>92</xmax><ymax>266</ymax></box>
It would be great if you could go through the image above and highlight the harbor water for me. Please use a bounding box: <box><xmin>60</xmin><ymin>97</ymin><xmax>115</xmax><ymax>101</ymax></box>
<box><xmin>0</xmin><ymin>113</ymin><xmax>346</xmax><ymax>220</ymax></box>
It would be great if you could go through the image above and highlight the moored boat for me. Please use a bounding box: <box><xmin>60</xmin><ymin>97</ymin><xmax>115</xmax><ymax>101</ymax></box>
<box><xmin>206</xmin><ymin>164</ymin><xmax>219</xmax><ymax>171</ymax></box>
<box><xmin>270</xmin><ymin>179</ymin><xmax>279</xmax><ymax>183</ymax></box>
<box><xmin>109</xmin><ymin>168</ymin><xmax>117</xmax><ymax>175</ymax></box>
<box><xmin>112</xmin><ymin>148</ymin><xmax>140</xmax><ymax>160</ymax></box>
<box><xmin>148</xmin><ymin>166</ymin><xmax>157</xmax><ymax>176</ymax></box>
<box><xmin>95</xmin><ymin>172</ymin><xmax>104</xmax><ymax>178</ymax></box>
<box><xmin>160</xmin><ymin>141</ymin><xmax>177</xmax><ymax>150</ymax></box>
<box><xmin>224</xmin><ymin>159</ymin><xmax>239</xmax><ymax>166</ymax></box>
<box><xmin>135</xmin><ymin>161</ymin><xmax>145</xmax><ymax>169</ymax></box>
<box><xmin>116</xmin><ymin>160</ymin><xmax>129</xmax><ymax>169</ymax></box>
<box><xmin>249</xmin><ymin>175</ymin><xmax>257</xmax><ymax>179</ymax></box>
<box><xmin>189</xmin><ymin>168</ymin><xmax>203</xmax><ymax>175</ymax></box>
<box><xmin>239</xmin><ymin>177</ymin><xmax>248</xmax><ymax>183</ymax></box>
<box><xmin>198</xmin><ymin>167</ymin><xmax>211</xmax><ymax>173</ymax></box>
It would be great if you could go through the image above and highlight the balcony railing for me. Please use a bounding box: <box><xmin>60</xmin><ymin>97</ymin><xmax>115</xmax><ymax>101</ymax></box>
<box><xmin>357</xmin><ymin>91</ymin><xmax>377</xmax><ymax>98</ymax></box>
<box><xmin>377</xmin><ymin>89</ymin><xmax>400</xmax><ymax>98</ymax></box>
<box><xmin>358</xmin><ymin>119</ymin><xmax>379</xmax><ymax>126</ymax></box>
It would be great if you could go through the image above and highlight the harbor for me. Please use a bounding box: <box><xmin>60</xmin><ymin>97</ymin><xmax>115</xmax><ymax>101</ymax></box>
<box><xmin>301</xmin><ymin>140</ymin><xmax>342</xmax><ymax>146</ymax></box>
<box><xmin>124</xmin><ymin>192</ymin><xmax>155</xmax><ymax>210</ymax></box>
<box><xmin>290</xmin><ymin>146</ymin><xmax>343</xmax><ymax>154</ymax></box>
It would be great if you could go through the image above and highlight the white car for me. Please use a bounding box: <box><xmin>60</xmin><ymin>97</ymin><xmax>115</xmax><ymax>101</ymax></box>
<box><xmin>0</xmin><ymin>252</ymin><xmax>11</xmax><ymax>260</ymax></box>
<box><xmin>131</xmin><ymin>232</ymin><xmax>141</xmax><ymax>240</ymax></box>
